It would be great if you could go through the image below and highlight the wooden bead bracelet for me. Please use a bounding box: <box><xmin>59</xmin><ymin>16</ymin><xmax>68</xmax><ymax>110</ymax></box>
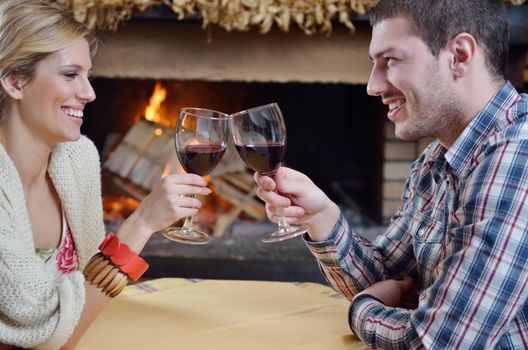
<box><xmin>83</xmin><ymin>232</ymin><xmax>149</xmax><ymax>297</ymax></box>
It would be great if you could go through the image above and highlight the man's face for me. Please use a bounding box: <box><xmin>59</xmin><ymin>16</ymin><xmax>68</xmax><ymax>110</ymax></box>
<box><xmin>367</xmin><ymin>16</ymin><xmax>461</xmax><ymax>141</ymax></box>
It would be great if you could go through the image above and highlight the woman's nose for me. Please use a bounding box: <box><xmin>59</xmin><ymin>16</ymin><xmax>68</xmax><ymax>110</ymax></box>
<box><xmin>78</xmin><ymin>78</ymin><xmax>96</xmax><ymax>103</ymax></box>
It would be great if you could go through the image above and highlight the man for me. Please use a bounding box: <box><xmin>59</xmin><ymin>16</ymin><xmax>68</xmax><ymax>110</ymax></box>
<box><xmin>255</xmin><ymin>0</ymin><xmax>528</xmax><ymax>348</ymax></box>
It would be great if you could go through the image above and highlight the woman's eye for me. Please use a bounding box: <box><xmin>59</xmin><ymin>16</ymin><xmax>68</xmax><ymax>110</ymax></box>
<box><xmin>63</xmin><ymin>72</ymin><xmax>78</xmax><ymax>79</ymax></box>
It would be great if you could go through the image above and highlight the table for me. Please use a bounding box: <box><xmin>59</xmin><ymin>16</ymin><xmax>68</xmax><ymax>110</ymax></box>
<box><xmin>77</xmin><ymin>278</ymin><xmax>366</xmax><ymax>349</ymax></box>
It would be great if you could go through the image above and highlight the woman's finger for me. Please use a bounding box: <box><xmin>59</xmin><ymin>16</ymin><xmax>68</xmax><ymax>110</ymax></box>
<box><xmin>172</xmin><ymin>195</ymin><xmax>203</xmax><ymax>209</ymax></box>
<box><xmin>163</xmin><ymin>173</ymin><xmax>208</xmax><ymax>187</ymax></box>
<box><xmin>166</xmin><ymin>183</ymin><xmax>212</xmax><ymax>197</ymax></box>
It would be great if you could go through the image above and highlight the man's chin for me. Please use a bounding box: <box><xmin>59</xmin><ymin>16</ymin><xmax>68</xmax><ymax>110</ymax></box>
<box><xmin>395</xmin><ymin>126</ymin><xmax>420</xmax><ymax>142</ymax></box>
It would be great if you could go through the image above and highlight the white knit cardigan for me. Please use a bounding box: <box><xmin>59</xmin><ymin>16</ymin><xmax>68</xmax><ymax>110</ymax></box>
<box><xmin>0</xmin><ymin>136</ymin><xmax>105</xmax><ymax>349</ymax></box>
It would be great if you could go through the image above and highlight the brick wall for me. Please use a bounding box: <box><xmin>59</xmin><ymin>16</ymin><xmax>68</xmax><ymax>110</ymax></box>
<box><xmin>382</xmin><ymin>121</ymin><xmax>434</xmax><ymax>222</ymax></box>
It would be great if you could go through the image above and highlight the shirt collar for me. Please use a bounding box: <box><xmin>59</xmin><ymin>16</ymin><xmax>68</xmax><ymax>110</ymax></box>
<box><xmin>444</xmin><ymin>81</ymin><xmax>519</xmax><ymax>176</ymax></box>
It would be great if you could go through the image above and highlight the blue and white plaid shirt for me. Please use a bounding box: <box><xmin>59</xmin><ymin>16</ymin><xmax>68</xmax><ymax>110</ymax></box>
<box><xmin>306</xmin><ymin>81</ymin><xmax>528</xmax><ymax>349</ymax></box>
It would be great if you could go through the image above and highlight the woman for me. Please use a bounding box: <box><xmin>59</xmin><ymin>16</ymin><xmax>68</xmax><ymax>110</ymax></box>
<box><xmin>0</xmin><ymin>1</ymin><xmax>210</xmax><ymax>348</ymax></box>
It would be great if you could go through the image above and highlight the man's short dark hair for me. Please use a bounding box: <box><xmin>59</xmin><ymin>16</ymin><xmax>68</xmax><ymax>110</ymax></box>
<box><xmin>370</xmin><ymin>0</ymin><xmax>508</xmax><ymax>79</ymax></box>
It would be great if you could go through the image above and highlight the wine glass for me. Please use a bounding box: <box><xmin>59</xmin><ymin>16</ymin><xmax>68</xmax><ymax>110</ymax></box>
<box><xmin>229</xmin><ymin>103</ymin><xmax>308</xmax><ymax>243</ymax></box>
<box><xmin>160</xmin><ymin>107</ymin><xmax>229</xmax><ymax>244</ymax></box>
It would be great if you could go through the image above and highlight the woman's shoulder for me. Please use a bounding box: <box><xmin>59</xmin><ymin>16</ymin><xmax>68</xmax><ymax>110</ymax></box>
<box><xmin>61</xmin><ymin>135</ymin><xmax>98</xmax><ymax>154</ymax></box>
<box><xmin>56</xmin><ymin>136</ymin><xmax>100</xmax><ymax>164</ymax></box>
<box><xmin>49</xmin><ymin>136</ymin><xmax>101</xmax><ymax>179</ymax></box>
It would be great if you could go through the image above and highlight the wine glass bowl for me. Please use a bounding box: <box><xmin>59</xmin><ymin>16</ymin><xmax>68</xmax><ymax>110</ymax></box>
<box><xmin>230</xmin><ymin>103</ymin><xmax>309</xmax><ymax>243</ymax></box>
<box><xmin>160</xmin><ymin>108</ymin><xmax>228</xmax><ymax>244</ymax></box>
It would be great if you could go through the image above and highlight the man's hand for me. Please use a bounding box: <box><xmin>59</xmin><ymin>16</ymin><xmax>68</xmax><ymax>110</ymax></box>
<box><xmin>354</xmin><ymin>277</ymin><xmax>414</xmax><ymax>308</ymax></box>
<box><xmin>254</xmin><ymin>167</ymin><xmax>340</xmax><ymax>241</ymax></box>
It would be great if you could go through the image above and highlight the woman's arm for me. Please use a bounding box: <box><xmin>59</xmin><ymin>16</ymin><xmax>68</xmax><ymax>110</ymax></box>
<box><xmin>59</xmin><ymin>283</ymin><xmax>109</xmax><ymax>350</ymax></box>
<box><xmin>59</xmin><ymin>173</ymin><xmax>212</xmax><ymax>348</ymax></box>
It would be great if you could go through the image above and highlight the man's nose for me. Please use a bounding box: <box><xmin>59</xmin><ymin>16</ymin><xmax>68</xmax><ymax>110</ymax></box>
<box><xmin>366</xmin><ymin>67</ymin><xmax>387</xmax><ymax>97</ymax></box>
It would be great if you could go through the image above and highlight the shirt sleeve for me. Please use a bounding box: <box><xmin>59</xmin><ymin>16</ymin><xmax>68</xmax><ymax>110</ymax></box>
<box><xmin>304</xmin><ymin>169</ymin><xmax>419</xmax><ymax>300</ymax></box>
<box><xmin>349</xmin><ymin>139</ymin><xmax>528</xmax><ymax>349</ymax></box>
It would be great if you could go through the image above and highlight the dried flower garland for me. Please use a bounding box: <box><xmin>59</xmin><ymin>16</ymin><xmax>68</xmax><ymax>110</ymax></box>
<box><xmin>55</xmin><ymin>0</ymin><xmax>527</xmax><ymax>35</ymax></box>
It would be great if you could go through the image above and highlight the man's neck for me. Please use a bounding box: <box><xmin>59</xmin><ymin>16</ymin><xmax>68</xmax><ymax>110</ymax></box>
<box><xmin>438</xmin><ymin>77</ymin><xmax>505</xmax><ymax>149</ymax></box>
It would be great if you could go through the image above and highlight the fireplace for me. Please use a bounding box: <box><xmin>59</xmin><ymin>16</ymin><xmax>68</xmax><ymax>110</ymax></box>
<box><xmin>83</xmin><ymin>78</ymin><xmax>385</xmax><ymax>282</ymax></box>
<box><xmin>80</xmin><ymin>16</ymin><xmax>420</xmax><ymax>282</ymax></box>
<box><xmin>74</xmin><ymin>3</ymin><xmax>528</xmax><ymax>282</ymax></box>
<box><xmin>84</xmin><ymin>77</ymin><xmax>384</xmax><ymax>218</ymax></box>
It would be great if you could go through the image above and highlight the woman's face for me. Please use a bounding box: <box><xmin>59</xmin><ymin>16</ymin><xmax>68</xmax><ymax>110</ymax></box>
<box><xmin>18</xmin><ymin>38</ymin><xmax>95</xmax><ymax>146</ymax></box>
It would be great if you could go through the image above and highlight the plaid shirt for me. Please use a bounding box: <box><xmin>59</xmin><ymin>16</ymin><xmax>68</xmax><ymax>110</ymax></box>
<box><xmin>306</xmin><ymin>82</ymin><xmax>528</xmax><ymax>349</ymax></box>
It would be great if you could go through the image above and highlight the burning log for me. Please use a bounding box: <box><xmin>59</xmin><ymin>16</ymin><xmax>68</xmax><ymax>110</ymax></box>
<box><xmin>211</xmin><ymin>176</ymin><xmax>265</xmax><ymax>221</ymax></box>
<box><xmin>103</xmin><ymin>118</ymin><xmax>174</xmax><ymax>192</ymax></box>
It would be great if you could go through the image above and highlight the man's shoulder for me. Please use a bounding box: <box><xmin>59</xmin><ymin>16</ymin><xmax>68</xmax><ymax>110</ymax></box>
<box><xmin>495</xmin><ymin>99</ymin><xmax>528</xmax><ymax>142</ymax></box>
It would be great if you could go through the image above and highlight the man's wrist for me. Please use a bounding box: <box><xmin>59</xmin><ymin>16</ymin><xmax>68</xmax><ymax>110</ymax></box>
<box><xmin>348</xmin><ymin>294</ymin><xmax>384</xmax><ymax>338</ymax></box>
<box><xmin>307</xmin><ymin>202</ymin><xmax>341</xmax><ymax>242</ymax></box>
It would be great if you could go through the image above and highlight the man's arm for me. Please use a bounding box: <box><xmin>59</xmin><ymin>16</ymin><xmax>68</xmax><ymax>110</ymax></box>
<box><xmin>304</xmin><ymin>163</ymin><xmax>420</xmax><ymax>300</ymax></box>
<box><xmin>348</xmin><ymin>140</ymin><xmax>528</xmax><ymax>349</ymax></box>
<box><xmin>255</xmin><ymin>166</ymin><xmax>419</xmax><ymax>299</ymax></box>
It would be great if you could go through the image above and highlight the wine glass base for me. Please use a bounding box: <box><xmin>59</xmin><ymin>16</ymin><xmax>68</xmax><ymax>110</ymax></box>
<box><xmin>261</xmin><ymin>225</ymin><xmax>309</xmax><ymax>243</ymax></box>
<box><xmin>160</xmin><ymin>227</ymin><xmax>211</xmax><ymax>245</ymax></box>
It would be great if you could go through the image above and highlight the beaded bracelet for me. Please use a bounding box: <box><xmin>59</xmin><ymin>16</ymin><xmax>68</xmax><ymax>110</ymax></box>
<box><xmin>83</xmin><ymin>233</ymin><xmax>149</xmax><ymax>297</ymax></box>
<box><xmin>84</xmin><ymin>253</ymin><xmax>128</xmax><ymax>297</ymax></box>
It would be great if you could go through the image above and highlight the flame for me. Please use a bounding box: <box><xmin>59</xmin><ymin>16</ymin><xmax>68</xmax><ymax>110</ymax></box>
<box><xmin>144</xmin><ymin>82</ymin><xmax>167</xmax><ymax>124</ymax></box>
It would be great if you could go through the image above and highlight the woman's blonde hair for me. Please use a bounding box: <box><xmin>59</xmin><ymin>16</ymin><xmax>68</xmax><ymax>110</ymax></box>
<box><xmin>0</xmin><ymin>0</ymin><xmax>96</xmax><ymax>116</ymax></box>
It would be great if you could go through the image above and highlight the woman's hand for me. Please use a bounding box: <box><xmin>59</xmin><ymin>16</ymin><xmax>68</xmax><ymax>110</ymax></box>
<box><xmin>117</xmin><ymin>174</ymin><xmax>211</xmax><ymax>252</ymax></box>
<box><xmin>255</xmin><ymin>167</ymin><xmax>340</xmax><ymax>242</ymax></box>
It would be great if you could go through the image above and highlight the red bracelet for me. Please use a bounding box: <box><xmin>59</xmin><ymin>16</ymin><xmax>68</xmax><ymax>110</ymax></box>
<box><xmin>99</xmin><ymin>232</ymin><xmax>149</xmax><ymax>281</ymax></box>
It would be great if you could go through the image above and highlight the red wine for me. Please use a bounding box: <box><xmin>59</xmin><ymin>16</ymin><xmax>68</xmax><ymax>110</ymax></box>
<box><xmin>178</xmin><ymin>144</ymin><xmax>226</xmax><ymax>175</ymax></box>
<box><xmin>235</xmin><ymin>142</ymin><xmax>286</xmax><ymax>175</ymax></box>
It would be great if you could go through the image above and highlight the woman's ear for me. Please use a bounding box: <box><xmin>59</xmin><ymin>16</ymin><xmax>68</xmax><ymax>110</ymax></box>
<box><xmin>0</xmin><ymin>74</ymin><xmax>24</xmax><ymax>100</ymax></box>
<box><xmin>446</xmin><ymin>33</ymin><xmax>477</xmax><ymax>79</ymax></box>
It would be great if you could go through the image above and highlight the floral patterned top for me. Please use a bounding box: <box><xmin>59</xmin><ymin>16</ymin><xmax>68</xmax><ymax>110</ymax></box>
<box><xmin>35</xmin><ymin>211</ymin><xmax>79</xmax><ymax>274</ymax></box>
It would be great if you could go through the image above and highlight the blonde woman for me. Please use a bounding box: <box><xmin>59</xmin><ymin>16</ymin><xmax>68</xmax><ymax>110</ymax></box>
<box><xmin>0</xmin><ymin>1</ymin><xmax>211</xmax><ymax>348</ymax></box>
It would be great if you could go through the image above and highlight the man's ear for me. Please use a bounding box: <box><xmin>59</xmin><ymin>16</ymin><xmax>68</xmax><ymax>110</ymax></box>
<box><xmin>0</xmin><ymin>74</ymin><xmax>25</xmax><ymax>100</ymax></box>
<box><xmin>446</xmin><ymin>33</ymin><xmax>477</xmax><ymax>79</ymax></box>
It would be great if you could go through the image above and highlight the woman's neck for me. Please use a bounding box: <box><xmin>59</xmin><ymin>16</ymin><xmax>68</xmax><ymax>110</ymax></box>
<box><xmin>0</xmin><ymin>115</ymin><xmax>52</xmax><ymax>189</ymax></box>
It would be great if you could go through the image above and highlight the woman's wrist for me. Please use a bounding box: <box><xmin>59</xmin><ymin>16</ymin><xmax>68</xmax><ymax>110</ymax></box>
<box><xmin>116</xmin><ymin>211</ymin><xmax>152</xmax><ymax>254</ymax></box>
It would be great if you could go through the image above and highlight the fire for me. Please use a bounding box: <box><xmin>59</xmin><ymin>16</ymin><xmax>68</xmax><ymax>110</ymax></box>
<box><xmin>144</xmin><ymin>81</ymin><xmax>167</xmax><ymax>125</ymax></box>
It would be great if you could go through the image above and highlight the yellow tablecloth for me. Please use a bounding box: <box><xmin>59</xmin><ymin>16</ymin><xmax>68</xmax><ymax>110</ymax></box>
<box><xmin>77</xmin><ymin>278</ymin><xmax>366</xmax><ymax>349</ymax></box>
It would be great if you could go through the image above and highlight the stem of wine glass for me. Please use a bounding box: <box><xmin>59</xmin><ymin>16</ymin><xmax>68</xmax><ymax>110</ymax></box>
<box><xmin>269</xmin><ymin>169</ymin><xmax>290</xmax><ymax>234</ymax></box>
<box><xmin>182</xmin><ymin>194</ymin><xmax>197</xmax><ymax>230</ymax></box>
<box><xmin>276</xmin><ymin>207</ymin><xmax>291</xmax><ymax>234</ymax></box>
